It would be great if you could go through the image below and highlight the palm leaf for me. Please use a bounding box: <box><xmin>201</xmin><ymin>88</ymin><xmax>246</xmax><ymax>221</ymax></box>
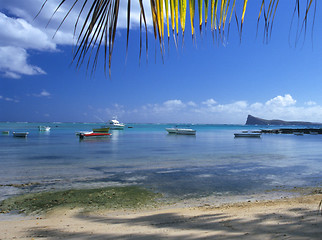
<box><xmin>179</xmin><ymin>0</ymin><xmax>187</xmax><ymax>34</ymax></box>
<box><xmin>211</xmin><ymin>0</ymin><xmax>218</xmax><ymax>31</ymax></box>
<box><xmin>240</xmin><ymin>0</ymin><xmax>248</xmax><ymax>41</ymax></box>
<box><xmin>204</xmin><ymin>0</ymin><xmax>209</xmax><ymax>27</ymax></box>
<box><xmin>198</xmin><ymin>0</ymin><xmax>203</xmax><ymax>31</ymax></box>
<box><xmin>138</xmin><ymin>0</ymin><xmax>148</xmax><ymax>63</ymax></box>
<box><xmin>39</xmin><ymin>0</ymin><xmax>317</xmax><ymax>76</ymax></box>
<box><xmin>227</xmin><ymin>0</ymin><xmax>236</xmax><ymax>39</ymax></box>
<box><xmin>189</xmin><ymin>0</ymin><xmax>196</xmax><ymax>36</ymax></box>
<box><xmin>165</xmin><ymin>0</ymin><xmax>170</xmax><ymax>39</ymax></box>
<box><xmin>175</xmin><ymin>0</ymin><xmax>179</xmax><ymax>35</ymax></box>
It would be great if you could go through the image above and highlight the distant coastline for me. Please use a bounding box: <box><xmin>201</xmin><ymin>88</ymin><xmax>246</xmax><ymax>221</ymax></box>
<box><xmin>245</xmin><ymin>115</ymin><xmax>322</xmax><ymax>126</ymax></box>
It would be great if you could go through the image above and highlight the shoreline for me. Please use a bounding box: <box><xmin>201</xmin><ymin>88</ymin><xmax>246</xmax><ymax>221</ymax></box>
<box><xmin>0</xmin><ymin>190</ymin><xmax>321</xmax><ymax>239</ymax></box>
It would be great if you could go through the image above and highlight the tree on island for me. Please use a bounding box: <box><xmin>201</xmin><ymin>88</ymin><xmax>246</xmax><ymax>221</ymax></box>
<box><xmin>39</xmin><ymin>0</ymin><xmax>316</xmax><ymax>76</ymax></box>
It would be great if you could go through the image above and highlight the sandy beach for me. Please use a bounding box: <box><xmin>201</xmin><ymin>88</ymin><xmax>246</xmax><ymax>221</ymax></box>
<box><xmin>0</xmin><ymin>194</ymin><xmax>321</xmax><ymax>240</ymax></box>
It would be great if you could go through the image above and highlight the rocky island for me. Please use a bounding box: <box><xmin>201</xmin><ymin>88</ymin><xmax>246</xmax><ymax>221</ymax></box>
<box><xmin>245</xmin><ymin>115</ymin><xmax>322</xmax><ymax>134</ymax></box>
<box><xmin>245</xmin><ymin>115</ymin><xmax>322</xmax><ymax>126</ymax></box>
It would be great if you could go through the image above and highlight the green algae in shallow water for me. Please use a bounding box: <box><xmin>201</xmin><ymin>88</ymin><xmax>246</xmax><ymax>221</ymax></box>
<box><xmin>0</xmin><ymin>186</ymin><xmax>162</xmax><ymax>215</ymax></box>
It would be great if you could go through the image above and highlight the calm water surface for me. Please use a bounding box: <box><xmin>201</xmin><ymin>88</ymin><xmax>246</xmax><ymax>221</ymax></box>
<box><xmin>0</xmin><ymin>122</ymin><xmax>321</xmax><ymax>201</ymax></box>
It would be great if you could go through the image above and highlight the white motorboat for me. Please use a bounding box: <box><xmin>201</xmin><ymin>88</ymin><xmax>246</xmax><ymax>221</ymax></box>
<box><xmin>38</xmin><ymin>126</ymin><xmax>51</xmax><ymax>131</ymax></box>
<box><xmin>13</xmin><ymin>132</ymin><xmax>29</xmax><ymax>137</ymax></box>
<box><xmin>234</xmin><ymin>131</ymin><xmax>261</xmax><ymax>138</ymax></box>
<box><xmin>108</xmin><ymin>119</ymin><xmax>125</xmax><ymax>130</ymax></box>
<box><xmin>166</xmin><ymin>127</ymin><xmax>196</xmax><ymax>135</ymax></box>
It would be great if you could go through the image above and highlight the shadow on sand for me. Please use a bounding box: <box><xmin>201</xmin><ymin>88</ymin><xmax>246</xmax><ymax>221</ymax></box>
<box><xmin>27</xmin><ymin>206</ymin><xmax>322</xmax><ymax>239</ymax></box>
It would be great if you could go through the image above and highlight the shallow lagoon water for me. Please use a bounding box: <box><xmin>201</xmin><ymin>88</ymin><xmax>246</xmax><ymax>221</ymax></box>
<box><xmin>0</xmin><ymin>122</ymin><xmax>321</xmax><ymax>201</ymax></box>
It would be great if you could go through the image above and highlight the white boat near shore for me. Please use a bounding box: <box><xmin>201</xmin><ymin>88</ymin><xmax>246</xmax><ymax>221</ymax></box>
<box><xmin>166</xmin><ymin>127</ymin><xmax>196</xmax><ymax>135</ymax></box>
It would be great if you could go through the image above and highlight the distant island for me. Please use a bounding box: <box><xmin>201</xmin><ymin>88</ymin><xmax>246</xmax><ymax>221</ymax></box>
<box><xmin>245</xmin><ymin>115</ymin><xmax>322</xmax><ymax>126</ymax></box>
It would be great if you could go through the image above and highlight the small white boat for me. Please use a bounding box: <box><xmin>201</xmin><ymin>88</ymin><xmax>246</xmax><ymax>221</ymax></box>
<box><xmin>13</xmin><ymin>132</ymin><xmax>29</xmax><ymax>137</ymax></box>
<box><xmin>38</xmin><ymin>126</ymin><xmax>50</xmax><ymax>131</ymax></box>
<box><xmin>166</xmin><ymin>128</ymin><xmax>196</xmax><ymax>135</ymax></box>
<box><xmin>108</xmin><ymin>119</ymin><xmax>125</xmax><ymax>130</ymax></box>
<box><xmin>234</xmin><ymin>132</ymin><xmax>261</xmax><ymax>138</ymax></box>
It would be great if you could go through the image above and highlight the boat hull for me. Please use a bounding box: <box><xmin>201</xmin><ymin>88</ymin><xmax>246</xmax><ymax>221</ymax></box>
<box><xmin>109</xmin><ymin>126</ymin><xmax>125</xmax><ymax>130</ymax></box>
<box><xmin>79</xmin><ymin>132</ymin><xmax>112</xmax><ymax>139</ymax></box>
<box><xmin>13</xmin><ymin>132</ymin><xmax>29</xmax><ymax>137</ymax></box>
<box><xmin>166</xmin><ymin>128</ymin><xmax>196</xmax><ymax>135</ymax></box>
<box><xmin>76</xmin><ymin>131</ymin><xmax>93</xmax><ymax>136</ymax></box>
<box><xmin>108</xmin><ymin>119</ymin><xmax>125</xmax><ymax>130</ymax></box>
<box><xmin>92</xmin><ymin>127</ymin><xmax>110</xmax><ymax>132</ymax></box>
<box><xmin>234</xmin><ymin>133</ymin><xmax>261</xmax><ymax>138</ymax></box>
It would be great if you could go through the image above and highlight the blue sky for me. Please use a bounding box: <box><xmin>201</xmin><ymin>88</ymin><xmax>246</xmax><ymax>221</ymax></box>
<box><xmin>1</xmin><ymin>0</ymin><xmax>322</xmax><ymax>124</ymax></box>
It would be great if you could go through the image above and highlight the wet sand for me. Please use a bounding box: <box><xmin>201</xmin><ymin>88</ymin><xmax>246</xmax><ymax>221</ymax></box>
<box><xmin>0</xmin><ymin>194</ymin><xmax>321</xmax><ymax>239</ymax></box>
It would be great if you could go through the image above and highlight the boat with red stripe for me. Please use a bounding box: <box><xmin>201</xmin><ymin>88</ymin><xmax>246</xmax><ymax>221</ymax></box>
<box><xmin>79</xmin><ymin>132</ymin><xmax>112</xmax><ymax>139</ymax></box>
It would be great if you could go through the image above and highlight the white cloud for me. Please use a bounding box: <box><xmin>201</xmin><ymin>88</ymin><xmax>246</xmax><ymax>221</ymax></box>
<box><xmin>0</xmin><ymin>95</ymin><xmax>19</xmax><ymax>103</ymax></box>
<box><xmin>0</xmin><ymin>46</ymin><xmax>46</xmax><ymax>78</ymax></box>
<box><xmin>0</xmin><ymin>0</ymin><xmax>75</xmax><ymax>78</ymax></box>
<box><xmin>187</xmin><ymin>101</ymin><xmax>197</xmax><ymax>107</ymax></box>
<box><xmin>0</xmin><ymin>0</ymin><xmax>153</xmax><ymax>79</ymax></box>
<box><xmin>33</xmin><ymin>89</ymin><xmax>51</xmax><ymax>97</ymax></box>
<box><xmin>250</xmin><ymin>102</ymin><xmax>263</xmax><ymax>110</ymax></box>
<box><xmin>202</xmin><ymin>98</ymin><xmax>217</xmax><ymax>106</ymax></box>
<box><xmin>305</xmin><ymin>101</ymin><xmax>316</xmax><ymax>106</ymax></box>
<box><xmin>0</xmin><ymin>12</ymin><xmax>56</xmax><ymax>51</ymax></box>
<box><xmin>163</xmin><ymin>100</ymin><xmax>185</xmax><ymax>108</ymax></box>
<box><xmin>90</xmin><ymin>94</ymin><xmax>322</xmax><ymax>124</ymax></box>
<box><xmin>265</xmin><ymin>94</ymin><xmax>296</xmax><ymax>107</ymax></box>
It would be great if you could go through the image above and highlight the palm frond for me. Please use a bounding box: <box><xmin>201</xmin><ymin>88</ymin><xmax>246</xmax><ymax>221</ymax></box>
<box><xmin>204</xmin><ymin>0</ymin><xmax>209</xmax><ymax>27</ymax></box>
<box><xmin>198</xmin><ymin>0</ymin><xmax>203</xmax><ymax>32</ymax></box>
<box><xmin>39</xmin><ymin>0</ymin><xmax>317</xmax><ymax>76</ymax></box>
<box><xmin>189</xmin><ymin>0</ymin><xmax>195</xmax><ymax>36</ymax></box>
<box><xmin>179</xmin><ymin>0</ymin><xmax>187</xmax><ymax>35</ymax></box>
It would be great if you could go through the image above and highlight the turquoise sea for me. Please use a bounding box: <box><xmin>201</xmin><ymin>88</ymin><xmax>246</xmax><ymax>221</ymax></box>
<box><xmin>0</xmin><ymin>122</ymin><xmax>321</xmax><ymax>202</ymax></box>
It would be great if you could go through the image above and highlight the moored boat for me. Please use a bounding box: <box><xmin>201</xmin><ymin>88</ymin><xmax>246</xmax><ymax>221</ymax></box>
<box><xmin>92</xmin><ymin>127</ymin><xmax>110</xmax><ymax>132</ymax></box>
<box><xmin>234</xmin><ymin>132</ymin><xmax>261</xmax><ymax>138</ymax></box>
<box><xmin>75</xmin><ymin>131</ymin><xmax>93</xmax><ymax>136</ymax></box>
<box><xmin>108</xmin><ymin>119</ymin><xmax>125</xmax><ymax>130</ymax></box>
<box><xmin>79</xmin><ymin>132</ymin><xmax>112</xmax><ymax>139</ymax></box>
<box><xmin>13</xmin><ymin>132</ymin><xmax>29</xmax><ymax>137</ymax></box>
<box><xmin>166</xmin><ymin>127</ymin><xmax>196</xmax><ymax>135</ymax></box>
<box><xmin>38</xmin><ymin>126</ymin><xmax>51</xmax><ymax>131</ymax></box>
<box><xmin>2</xmin><ymin>131</ymin><xmax>9</xmax><ymax>134</ymax></box>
